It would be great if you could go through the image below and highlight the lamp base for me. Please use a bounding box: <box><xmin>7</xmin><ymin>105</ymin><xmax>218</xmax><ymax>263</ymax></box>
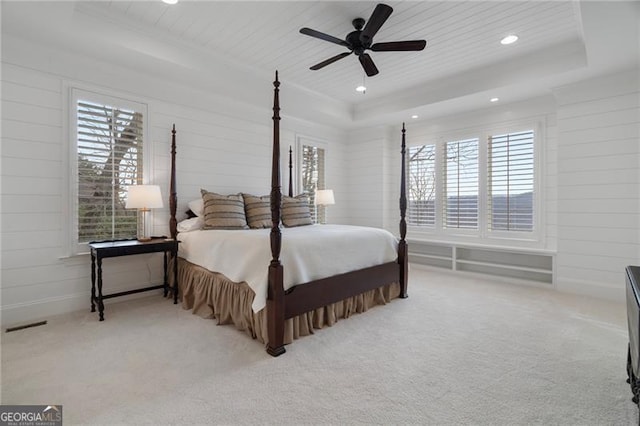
<box><xmin>137</xmin><ymin>208</ymin><xmax>152</xmax><ymax>242</ymax></box>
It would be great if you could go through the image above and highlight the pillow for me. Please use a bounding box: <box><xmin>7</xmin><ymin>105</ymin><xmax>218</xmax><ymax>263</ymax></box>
<box><xmin>281</xmin><ymin>194</ymin><xmax>313</xmax><ymax>227</ymax></box>
<box><xmin>188</xmin><ymin>198</ymin><xmax>205</xmax><ymax>217</ymax></box>
<box><xmin>177</xmin><ymin>217</ymin><xmax>204</xmax><ymax>233</ymax></box>
<box><xmin>242</xmin><ymin>194</ymin><xmax>272</xmax><ymax>229</ymax></box>
<box><xmin>200</xmin><ymin>190</ymin><xmax>248</xmax><ymax>230</ymax></box>
<box><xmin>185</xmin><ymin>209</ymin><xmax>197</xmax><ymax>219</ymax></box>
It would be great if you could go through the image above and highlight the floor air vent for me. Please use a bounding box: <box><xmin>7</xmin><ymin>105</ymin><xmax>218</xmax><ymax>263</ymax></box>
<box><xmin>6</xmin><ymin>321</ymin><xmax>47</xmax><ymax>333</ymax></box>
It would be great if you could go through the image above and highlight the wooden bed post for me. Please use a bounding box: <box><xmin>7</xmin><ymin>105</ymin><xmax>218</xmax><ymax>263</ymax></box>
<box><xmin>170</xmin><ymin>124</ymin><xmax>178</xmax><ymax>241</ymax></box>
<box><xmin>398</xmin><ymin>123</ymin><xmax>409</xmax><ymax>298</ymax></box>
<box><xmin>288</xmin><ymin>145</ymin><xmax>293</xmax><ymax>197</ymax></box>
<box><xmin>267</xmin><ymin>71</ymin><xmax>286</xmax><ymax>357</ymax></box>
<box><xmin>170</xmin><ymin>124</ymin><xmax>179</xmax><ymax>304</ymax></box>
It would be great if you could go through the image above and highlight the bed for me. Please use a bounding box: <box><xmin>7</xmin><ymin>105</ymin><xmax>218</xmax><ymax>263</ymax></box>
<box><xmin>168</xmin><ymin>72</ymin><xmax>409</xmax><ymax>356</ymax></box>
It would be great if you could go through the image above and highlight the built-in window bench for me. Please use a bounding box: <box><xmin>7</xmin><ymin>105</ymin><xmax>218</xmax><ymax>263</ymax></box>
<box><xmin>408</xmin><ymin>239</ymin><xmax>555</xmax><ymax>285</ymax></box>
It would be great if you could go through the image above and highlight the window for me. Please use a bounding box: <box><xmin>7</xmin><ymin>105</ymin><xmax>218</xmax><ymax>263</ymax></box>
<box><xmin>408</xmin><ymin>144</ymin><xmax>436</xmax><ymax>226</ymax></box>
<box><xmin>300</xmin><ymin>143</ymin><xmax>326</xmax><ymax>223</ymax></box>
<box><xmin>444</xmin><ymin>138</ymin><xmax>479</xmax><ymax>229</ymax></box>
<box><xmin>488</xmin><ymin>130</ymin><xmax>534</xmax><ymax>232</ymax></box>
<box><xmin>406</xmin><ymin>125</ymin><xmax>539</xmax><ymax>242</ymax></box>
<box><xmin>71</xmin><ymin>89</ymin><xmax>147</xmax><ymax>252</ymax></box>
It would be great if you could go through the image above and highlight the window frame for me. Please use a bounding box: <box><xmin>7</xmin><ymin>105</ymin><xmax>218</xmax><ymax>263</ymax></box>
<box><xmin>441</xmin><ymin>137</ymin><xmax>480</xmax><ymax>232</ymax></box>
<box><xmin>67</xmin><ymin>86</ymin><xmax>150</xmax><ymax>255</ymax></box>
<box><xmin>484</xmin><ymin>124</ymin><xmax>542</xmax><ymax>243</ymax></box>
<box><xmin>407</xmin><ymin>143</ymin><xmax>437</xmax><ymax>228</ymax></box>
<box><xmin>296</xmin><ymin>134</ymin><xmax>328</xmax><ymax>224</ymax></box>
<box><xmin>406</xmin><ymin>120</ymin><xmax>544</xmax><ymax>247</ymax></box>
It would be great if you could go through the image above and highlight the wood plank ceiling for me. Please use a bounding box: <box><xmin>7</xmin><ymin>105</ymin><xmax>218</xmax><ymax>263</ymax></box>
<box><xmin>94</xmin><ymin>1</ymin><xmax>582</xmax><ymax>104</ymax></box>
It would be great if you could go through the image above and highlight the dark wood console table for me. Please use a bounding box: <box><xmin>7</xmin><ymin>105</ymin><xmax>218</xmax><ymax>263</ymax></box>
<box><xmin>89</xmin><ymin>238</ymin><xmax>179</xmax><ymax>321</ymax></box>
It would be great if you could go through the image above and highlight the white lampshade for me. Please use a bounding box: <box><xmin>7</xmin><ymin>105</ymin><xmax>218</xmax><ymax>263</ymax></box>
<box><xmin>126</xmin><ymin>185</ymin><xmax>163</xmax><ymax>210</ymax></box>
<box><xmin>315</xmin><ymin>189</ymin><xmax>335</xmax><ymax>206</ymax></box>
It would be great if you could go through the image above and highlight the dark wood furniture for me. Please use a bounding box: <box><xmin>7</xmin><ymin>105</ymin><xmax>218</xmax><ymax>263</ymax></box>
<box><xmin>89</xmin><ymin>238</ymin><xmax>179</xmax><ymax>321</ymax></box>
<box><xmin>626</xmin><ymin>265</ymin><xmax>640</xmax><ymax>407</ymax></box>
<box><xmin>168</xmin><ymin>71</ymin><xmax>408</xmax><ymax>356</ymax></box>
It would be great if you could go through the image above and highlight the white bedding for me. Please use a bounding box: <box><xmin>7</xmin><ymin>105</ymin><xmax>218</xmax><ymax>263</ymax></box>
<box><xmin>178</xmin><ymin>224</ymin><xmax>398</xmax><ymax>313</ymax></box>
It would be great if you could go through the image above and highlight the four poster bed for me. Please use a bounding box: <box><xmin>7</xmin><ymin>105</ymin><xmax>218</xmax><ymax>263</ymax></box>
<box><xmin>168</xmin><ymin>72</ymin><xmax>409</xmax><ymax>357</ymax></box>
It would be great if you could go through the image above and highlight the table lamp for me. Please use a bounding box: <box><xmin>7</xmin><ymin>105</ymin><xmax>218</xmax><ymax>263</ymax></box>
<box><xmin>126</xmin><ymin>185</ymin><xmax>163</xmax><ymax>241</ymax></box>
<box><xmin>315</xmin><ymin>189</ymin><xmax>335</xmax><ymax>224</ymax></box>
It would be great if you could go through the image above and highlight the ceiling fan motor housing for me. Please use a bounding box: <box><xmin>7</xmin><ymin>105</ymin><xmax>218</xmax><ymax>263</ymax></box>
<box><xmin>346</xmin><ymin>29</ymin><xmax>370</xmax><ymax>55</ymax></box>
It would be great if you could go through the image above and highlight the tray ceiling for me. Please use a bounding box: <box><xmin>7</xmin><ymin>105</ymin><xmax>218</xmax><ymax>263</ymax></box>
<box><xmin>90</xmin><ymin>1</ymin><xmax>582</xmax><ymax>104</ymax></box>
<box><xmin>2</xmin><ymin>1</ymin><xmax>637</xmax><ymax>126</ymax></box>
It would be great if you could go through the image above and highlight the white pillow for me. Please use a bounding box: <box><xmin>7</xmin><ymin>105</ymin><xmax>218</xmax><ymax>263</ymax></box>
<box><xmin>188</xmin><ymin>198</ymin><xmax>204</xmax><ymax>217</ymax></box>
<box><xmin>177</xmin><ymin>217</ymin><xmax>204</xmax><ymax>233</ymax></box>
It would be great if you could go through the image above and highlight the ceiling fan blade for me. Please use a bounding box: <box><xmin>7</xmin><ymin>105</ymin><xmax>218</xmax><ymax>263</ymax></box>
<box><xmin>300</xmin><ymin>27</ymin><xmax>349</xmax><ymax>47</ymax></box>
<box><xmin>359</xmin><ymin>53</ymin><xmax>379</xmax><ymax>77</ymax></box>
<box><xmin>310</xmin><ymin>52</ymin><xmax>352</xmax><ymax>70</ymax></box>
<box><xmin>371</xmin><ymin>40</ymin><xmax>427</xmax><ymax>52</ymax></box>
<box><xmin>360</xmin><ymin>3</ymin><xmax>393</xmax><ymax>43</ymax></box>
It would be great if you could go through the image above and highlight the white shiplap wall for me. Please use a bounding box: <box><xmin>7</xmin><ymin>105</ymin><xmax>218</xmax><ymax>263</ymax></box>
<box><xmin>383</xmin><ymin>125</ymin><xmax>401</xmax><ymax>236</ymax></box>
<box><xmin>344</xmin><ymin>125</ymin><xmax>402</xmax><ymax>233</ymax></box>
<box><xmin>0</xmin><ymin>35</ymin><xmax>347</xmax><ymax>327</ymax></box>
<box><xmin>554</xmin><ymin>69</ymin><xmax>640</xmax><ymax>300</ymax></box>
<box><xmin>345</xmin><ymin>127</ymin><xmax>388</xmax><ymax>228</ymax></box>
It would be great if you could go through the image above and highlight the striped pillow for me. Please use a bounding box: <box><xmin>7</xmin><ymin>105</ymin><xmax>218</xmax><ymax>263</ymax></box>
<box><xmin>200</xmin><ymin>190</ymin><xmax>248</xmax><ymax>230</ymax></box>
<box><xmin>282</xmin><ymin>194</ymin><xmax>313</xmax><ymax>227</ymax></box>
<box><xmin>242</xmin><ymin>194</ymin><xmax>272</xmax><ymax>229</ymax></box>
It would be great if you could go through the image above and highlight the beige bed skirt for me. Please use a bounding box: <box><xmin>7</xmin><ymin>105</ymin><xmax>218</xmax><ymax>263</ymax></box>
<box><xmin>174</xmin><ymin>258</ymin><xmax>401</xmax><ymax>345</ymax></box>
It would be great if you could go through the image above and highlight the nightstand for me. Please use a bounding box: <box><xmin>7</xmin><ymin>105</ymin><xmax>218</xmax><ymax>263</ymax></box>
<box><xmin>89</xmin><ymin>238</ymin><xmax>179</xmax><ymax>321</ymax></box>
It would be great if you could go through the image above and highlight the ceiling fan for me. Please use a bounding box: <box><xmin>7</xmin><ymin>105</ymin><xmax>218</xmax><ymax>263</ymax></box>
<box><xmin>299</xmin><ymin>3</ymin><xmax>426</xmax><ymax>77</ymax></box>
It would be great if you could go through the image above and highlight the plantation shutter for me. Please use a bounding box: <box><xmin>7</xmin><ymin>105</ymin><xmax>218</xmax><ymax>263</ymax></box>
<box><xmin>301</xmin><ymin>144</ymin><xmax>325</xmax><ymax>223</ymax></box>
<box><xmin>443</xmin><ymin>138</ymin><xmax>479</xmax><ymax>229</ymax></box>
<box><xmin>488</xmin><ymin>130</ymin><xmax>534</xmax><ymax>231</ymax></box>
<box><xmin>408</xmin><ymin>144</ymin><xmax>436</xmax><ymax>226</ymax></box>
<box><xmin>77</xmin><ymin>100</ymin><xmax>144</xmax><ymax>243</ymax></box>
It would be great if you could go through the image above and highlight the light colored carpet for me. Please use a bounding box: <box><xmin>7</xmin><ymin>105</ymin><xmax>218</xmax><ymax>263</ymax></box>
<box><xmin>1</xmin><ymin>266</ymin><xmax>637</xmax><ymax>425</ymax></box>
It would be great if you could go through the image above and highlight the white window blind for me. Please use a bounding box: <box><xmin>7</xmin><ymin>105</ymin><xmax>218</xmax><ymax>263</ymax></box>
<box><xmin>444</xmin><ymin>138</ymin><xmax>479</xmax><ymax>229</ymax></box>
<box><xmin>408</xmin><ymin>144</ymin><xmax>436</xmax><ymax>226</ymax></box>
<box><xmin>301</xmin><ymin>144</ymin><xmax>325</xmax><ymax>223</ymax></box>
<box><xmin>488</xmin><ymin>130</ymin><xmax>534</xmax><ymax>232</ymax></box>
<box><xmin>76</xmin><ymin>100</ymin><xmax>144</xmax><ymax>243</ymax></box>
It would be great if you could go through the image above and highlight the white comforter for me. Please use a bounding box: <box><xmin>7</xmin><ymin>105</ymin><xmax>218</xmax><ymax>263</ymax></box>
<box><xmin>178</xmin><ymin>224</ymin><xmax>398</xmax><ymax>312</ymax></box>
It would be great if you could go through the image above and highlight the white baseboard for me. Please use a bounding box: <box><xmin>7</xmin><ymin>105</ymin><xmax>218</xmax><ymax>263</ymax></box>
<box><xmin>1</xmin><ymin>286</ymin><xmax>165</xmax><ymax>329</ymax></box>
<box><xmin>410</xmin><ymin>262</ymin><xmax>625</xmax><ymax>302</ymax></box>
<box><xmin>555</xmin><ymin>278</ymin><xmax>625</xmax><ymax>303</ymax></box>
<box><xmin>410</xmin><ymin>262</ymin><xmax>553</xmax><ymax>290</ymax></box>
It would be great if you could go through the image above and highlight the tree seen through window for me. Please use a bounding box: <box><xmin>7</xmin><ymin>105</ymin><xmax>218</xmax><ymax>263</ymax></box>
<box><xmin>77</xmin><ymin>101</ymin><xmax>143</xmax><ymax>243</ymax></box>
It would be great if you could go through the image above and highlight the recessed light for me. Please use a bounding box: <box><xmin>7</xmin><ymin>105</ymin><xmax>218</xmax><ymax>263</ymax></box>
<box><xmin>500</xmin><ymin>35</ymin><xmax>518</xmax><ymax>45</ymax></box>
<box><xmin>411</xmin><ymin>115</ymin><xmax>419</xmax><ymax>119</ymax></box>
<box><xmin>355</xmin><ymin>85</ymin><xmax>366</xmax><ymax>93</ymax></box>
<box><xmin>162</xmin><ymin>0</ymin><xmax>178</xmax><ymax>4</ymax></box>
<box><xmin>490</xmin><ymin>97</ymin><xmax>499</xmax><ymax>102</ymax></box>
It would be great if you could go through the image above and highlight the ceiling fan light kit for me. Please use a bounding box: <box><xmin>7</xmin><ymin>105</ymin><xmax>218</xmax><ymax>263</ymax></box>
<box><xmin>501</xmin><ymin>34</ymin><xmax>519</xmax><ymax>45</ymax></box>
<box><xmin>300</xmin><ymin>3</ymin><xmax>426</xmax><ymax>77</ymax></box>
